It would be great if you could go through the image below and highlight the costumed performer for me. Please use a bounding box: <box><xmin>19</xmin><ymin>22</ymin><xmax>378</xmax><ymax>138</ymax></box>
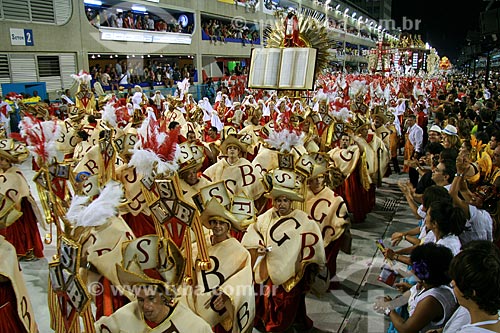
<box><xmin>242</xmin><ymin>169</ymin><xmax>326</xmax><ymax>332</ymax></box>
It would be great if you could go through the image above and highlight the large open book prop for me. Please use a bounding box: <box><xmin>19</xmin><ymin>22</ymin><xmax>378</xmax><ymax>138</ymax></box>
<box><xmin>248</xmin><ymin>47</ymin><xmax>317</xmax><ymax>90</ymax></box>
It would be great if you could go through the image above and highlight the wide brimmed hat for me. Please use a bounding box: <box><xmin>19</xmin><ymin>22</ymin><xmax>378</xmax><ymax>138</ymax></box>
<box><xmin>177</xmin><ymin>142</ymin><xmax>203</xmax><ymax>174</ymax></box>
<box><xmin>199</xmin><ymin>197</ymin><xmax>238</xmax><ymax>230</ymax></box>
<box><xmin>219</xmin><ymin>134</ymin><xmax>248</xmax><ymax>155</ymax></box>
<box><xmin>0</xmin><ymin>149</ymin><xmax>19</xmax><ymax>164</ymax></box>
<box><xmin>429</xmin><ymin>125</ymin><xmax>442</xmax><ymax>133</ymax></box>
<box><xmin>370</xmin><ymin>107</ymin><xmax>387</xmax><ymax>123</ymax></box>
<box><xmin>309</xmin><ymin>164</ymin><xmax>328</xmax><ymax>180</ymax></box>
<box><xmin>229</xmin><ymin>195</ymin><xmax>256</xmax><ymax>230</ymax></box>
<box><xmin>264</xmin><ymin>169</ymin><xmax>304</xmax><ymax>202</ymax></box>
<box><xmin>354</xmin><ymin>122</ymin><xmax>371</xmax><ymax>134</ymax></box>
<box><xmin>117</xmin><ymin>236</ymin><xmax>185</xmax><ymax>291</ymax></box>
<box><xmin>0</xmin><ymin>139</ymin><xmax>29</xmax><ymax>164</ymax></box>
<box><xmin>442</xmin><ymin>124</ymin><xmax>458</xmax><ymax>136</ymax></box>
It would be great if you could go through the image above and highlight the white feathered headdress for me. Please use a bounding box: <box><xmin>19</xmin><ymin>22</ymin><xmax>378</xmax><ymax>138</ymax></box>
<box><xmin>66</xmin><ymin>180</ymin><xmax>123</xmax><ymax>227</ymax></box>
<box><xmin>264</xmin><ymin>110</ymin><xmax>304</xmax><ymax>153</ymax></box>
<box><xmin>348</xmin><ymin>80</ymin><xmax>367</xmax><ymax>99</ymax></box>
<box><xmin>17</xmin><ymin>115</ymin><xmax>61</xmax><ymax>165</ymax></box>
<box><xmin>265</xmin><ymin>129</ymin><xmax>304</xmax><ymax>153</ymax></box>
<box><xmin>101</xmin><ymin>102</ymin><xmax>131</xmax><ymax>128</ymax></box>
<box><xmin>71</xmin><ymin>70</ymin><xmax>92</xmax><ymax>84</ymax></box>
<box><xmin>129</xmin><ymin>112</ymin><xmax>180</xmax><ymax>178</ymax></box>
<box><xmin>331</xmin><ymin>107</ymin><xmax>352</xmax><ymax>123</ymax></box>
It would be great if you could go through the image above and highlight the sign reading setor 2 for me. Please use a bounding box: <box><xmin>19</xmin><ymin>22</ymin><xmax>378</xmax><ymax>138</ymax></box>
<box><xmin>10</xmin><ymin>28</ymin><xmax>34</xmax><ymax>46</ymax></box>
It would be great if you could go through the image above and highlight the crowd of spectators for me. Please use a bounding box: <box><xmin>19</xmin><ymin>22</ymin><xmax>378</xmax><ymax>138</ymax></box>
<box><xmin>327</xmin><ymin>18</ymin><xmax>378</xmax><ymax>42</ymax></box>
<box><xmin>90</xmin><ymin>59</ymin><xmax>196</xmax><ymax>90</ymax></box>
<box><xmin>85</xmin><ymin>7</ymin><xmax>193</xmax><ymax>34</ymax></box>
<box><xmin>201</xmin><ymin>18</ymin><xmax>260</xmax><ymax>46</ymax></box>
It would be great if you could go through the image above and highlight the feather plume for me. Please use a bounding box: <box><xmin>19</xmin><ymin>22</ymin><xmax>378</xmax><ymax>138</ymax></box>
<box><xmin>66</xmin><ymin>195</ymin><xmax>90</xmax><ymax>226</ymax></box>
<box><xmin>71</xmin><ymin>70</ymin><xmax>92</xmax><ymax>84</ymax></box>
<box><xmin>18</xmin><ymin>115</ymin><xmax>61</xmax><ymax>165</ymax></box>
<box><xmin>332</xmin><ymin>107</ymin><xmax>352</xmax><ymax>122</ymax></box>
<box><xmin>129</xmin><ymin>114</ymin><xmax>179</xmax><ymax>177</ymax></box>
<box><xmin>71</xmin><ymin>181</ymin><xmax>124</xmax><ymax>227</ymax></box>
<box><xmin>129</xmin><ymin>149</ymin><xmax>162</xmax><ymax>178</ymax></box>
<box><xmin>265</xmin><ymin>128</ymin><xmax>304</xmax><ymax>153</ymax></box>
<box><xmin>177</xmin><ymin>78</ymin><xmax>190</xmax><ymax>101</ymax></box>
<box><xmin>348</xmin><ymin>80</ymin><xmax>367</xmax><ymax>99</ymax></box>
<box><xmin>101</xmin><ymin>103</ymin><xmax>118</xmax><ymax>127</ymax></box>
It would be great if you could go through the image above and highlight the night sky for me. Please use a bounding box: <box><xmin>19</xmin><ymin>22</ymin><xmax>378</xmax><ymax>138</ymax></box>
<box><xmin>391</xmin><ymin>1</ymin><xmax>485</xmax><ymax>61</ymax></box>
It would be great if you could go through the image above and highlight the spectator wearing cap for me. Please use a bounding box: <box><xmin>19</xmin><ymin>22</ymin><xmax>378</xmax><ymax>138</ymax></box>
<box><xmin>428</xmin><ymin>125</ymin><xmax>442</xmax><ymax>144</ymax></box>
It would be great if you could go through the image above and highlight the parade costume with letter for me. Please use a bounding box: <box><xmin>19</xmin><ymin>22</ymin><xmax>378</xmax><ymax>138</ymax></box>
<box><xmin>305</xmin><ymin>186</ymin><xmax>349</xmax><ymax>286</ymax></box>
<box><xmin>0</xmin><ymin>235</ymin><xmax>38</xmax><ymax>332</ymax></box>
<box><xmin>242</xmin><ymin>208</ymin><xmax>325</xmax><ymax>332</ymax></box>
<box><xmin>0</xmin><ymin>165</ymin><xmax>44</xmax><ymax>258</ymax></box>
<box><xmin>185</xmin><ymin>237</ymin><xmax>255</xmax><ymax>333</ymax></box>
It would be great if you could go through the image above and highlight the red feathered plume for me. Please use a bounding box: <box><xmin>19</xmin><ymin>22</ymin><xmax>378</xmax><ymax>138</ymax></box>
<box><xmin>114</xmin><ymin>105</ymin><xmax>131</xmax><ymax>127</ymax></box>
<box><xmin>140</xmin><ymin>115</ymin><xmax>179</xmax><ymax>162</ymax></box>
<box><xmin>16</xmin><ymin>114</ymin><xmax>60</xmax><ymax>165</ymax></box>
<box><xmin>158</xmin><ymin>127</ymin><xmax>179</xmax><ymax>162</ymax></box>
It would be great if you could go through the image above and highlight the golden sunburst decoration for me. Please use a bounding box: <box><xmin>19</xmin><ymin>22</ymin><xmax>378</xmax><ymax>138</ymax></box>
<box><xmin>266</xmin><ymin>8</ymin><xmax>333</xmax><ymax>77</ymax></box>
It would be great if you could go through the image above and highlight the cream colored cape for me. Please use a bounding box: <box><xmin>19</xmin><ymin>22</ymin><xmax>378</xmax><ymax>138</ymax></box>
<box><xmin>305</xmin><ymin>186</ymin><xmax>349</xmax><ymax>246</ymax></box>
<box><xmin>0</xmin><ymin>236</ymin><xmax>38</xmax><ymax>333</ymax></box>
<box><xmin>0</xmin><ymin>165</ymin><xmax>44</xmax><ymax>228</ymax></box>
<box><xmin>203</xmin><ymin>157</ymin><xmax>265</xmax><ymax>198</ymax></box>
<box><xmin>95</xmin><ymin>300</ymin><xmax>213</xmax><ymax>333</ymax></box>
<box><xmin>72</xmin><ymin>141</ymin><xmax>93</xmax><ymax>166</ymax></box>
<box><xmin>184</xmin><ymin>238</ymin><xmax>255</xmax><ymax>333</ymax></box>
<box><xmin>242</xmin><ymin>208</ymin><xmax>326</xmax><ymax>291</ymax></box>
<box><xmin>374</xmin><ymin>125</ymin><xmax>391</xmax><ymax>149</ymax></box>
<box><xmin>328</xmin><ymin>145</ymin><xmax>360</xmax><ymax>178</ymax></box>
<box><xmin>164</xmin><ymin>107</ymin><xmax>187</xmax><ymax>128</ymax></box>
<box><xmin>115</xmin><ymin>164</ymin><xmax>152</xmax><ymax>216</ymax></box>
<box><xmin>79</xmin><ymin>216</ymin><xmax>135</xmax><ymax>299</ymax></box>
<box><xmin>56</xmin><ymin>118</ymin><xmax>78</xmax><ymax>155</ymax></box>
<box><xmin>353</xmin><ymin>134</ymin><xmax>389</xmax><ymax>184</ymax></box>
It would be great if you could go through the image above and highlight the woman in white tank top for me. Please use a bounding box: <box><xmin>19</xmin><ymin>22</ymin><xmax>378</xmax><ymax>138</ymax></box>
<box><xmin>385</xmin><ymin>243</ymin><xmax>458</xmax><ymax>333</ymax></box>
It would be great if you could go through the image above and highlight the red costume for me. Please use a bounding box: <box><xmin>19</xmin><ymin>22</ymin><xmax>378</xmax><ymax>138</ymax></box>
<box><xmin>284</xmin><ymin>13</ymin><xmax>300</xmax><ymax>47</ymax></box>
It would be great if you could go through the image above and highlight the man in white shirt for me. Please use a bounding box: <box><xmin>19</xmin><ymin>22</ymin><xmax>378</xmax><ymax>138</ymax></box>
<box><xmin>404</xmin><ymin>114</ymin><xmax>423</xmax><ymax>187</ymax></box>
